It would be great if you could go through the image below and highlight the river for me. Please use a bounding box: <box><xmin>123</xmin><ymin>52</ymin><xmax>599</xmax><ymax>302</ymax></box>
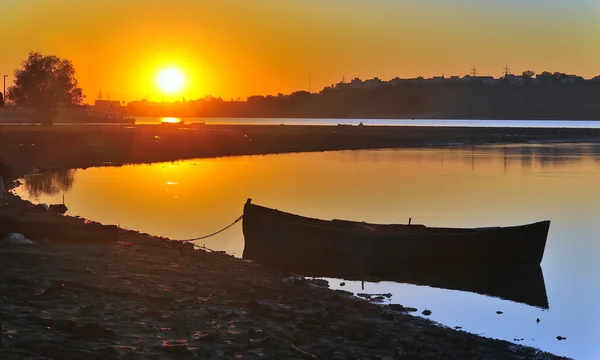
<box><xmin>134</xmin><ymin>116</ymin><xmax>600</xmax><ymax>129</ymax></box>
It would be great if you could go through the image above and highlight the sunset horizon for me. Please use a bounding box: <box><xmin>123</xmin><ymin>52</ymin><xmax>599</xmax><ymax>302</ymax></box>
<box><xmin>1</xmin><ymin>2</ymin><xmax>600</xmax><ymax>359</ymax></box>
<box><xmin>2</xmin><ymin>1</ymin><xmax>599</xmax><ymax>103</ymax></box>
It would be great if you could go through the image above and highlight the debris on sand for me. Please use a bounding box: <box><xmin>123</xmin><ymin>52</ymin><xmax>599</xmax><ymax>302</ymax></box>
<box><xmin>191</xmin><ymin>330</ymin><xmax>218</xmax><ymax>341</ymax></box>
<box><xmin>4</xmin><ymin>233</ymin><xmax>34</xmax><ymax>245</ymax></box>
<box><xmin>357</xmin><ymin>292</ymin><xmax>392</xmax><ymax>301</ymax></box>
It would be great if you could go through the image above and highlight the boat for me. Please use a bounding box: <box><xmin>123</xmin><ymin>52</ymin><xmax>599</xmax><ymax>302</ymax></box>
<box><xmin>241</xmin><ymin>199</ymin><xmax>550</xmax><ymax>277</ymax></box>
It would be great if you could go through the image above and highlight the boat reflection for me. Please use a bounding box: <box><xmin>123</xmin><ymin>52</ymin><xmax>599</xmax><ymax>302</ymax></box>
<box><xmin>363</xmin><ymin>264</ymin><xmax>549</xmax><ymax>309</ymax></box>
<box><xmin>256</xmin><ymin>260</ymin><xmax>549</xmax><ymax>309</ymax></box>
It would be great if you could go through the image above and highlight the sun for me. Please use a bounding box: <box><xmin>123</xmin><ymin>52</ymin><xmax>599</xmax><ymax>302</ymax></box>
<box><xmin>157</xmin><ymin>68</ymin><xmax>185</xmax><ymax>93</ymax></box>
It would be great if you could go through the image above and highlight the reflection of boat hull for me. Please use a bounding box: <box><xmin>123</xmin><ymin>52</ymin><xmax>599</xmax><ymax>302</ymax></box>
<box><xmin>242</xmin><ymin>199</ymin><xmax>550</xmax><ymax>274</ymax></box>
<box><xmin>303</xmin><ymin>264</ymin><xmax>548</xmax><ymax>309</ymax></box>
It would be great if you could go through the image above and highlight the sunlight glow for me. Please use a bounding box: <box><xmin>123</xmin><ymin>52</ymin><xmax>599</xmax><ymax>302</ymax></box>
<box><xmin>157</xmin><ymin>69</ymin><xmax>185</xmax><ymax>93</ymax></box>
<box><xmin>161</xmin><ymin>117</ymin><xmax>182</xmax><ymax>124</ymax></box>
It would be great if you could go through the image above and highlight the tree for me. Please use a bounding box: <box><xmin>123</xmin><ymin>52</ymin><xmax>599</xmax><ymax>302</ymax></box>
<box><xmin>522</xmin><ymin>70</ymin><xmax>536</xmax><ymax>79</ymax></box>
<box><xmin>7</xmin><ymin>52</ymin><xmax>84</xmax><ymax>125</ymax></box>
<box><xmin>0</xmin><ymin>92</ymin><xmax>4</xmax><ymax>107</ymax></box>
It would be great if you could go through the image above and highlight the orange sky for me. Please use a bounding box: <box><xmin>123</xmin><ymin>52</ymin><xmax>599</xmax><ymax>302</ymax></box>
<box><xmin>2</xmin><ymin>1</ymin><xmax>599</xmax><ymax>103</ymax></box>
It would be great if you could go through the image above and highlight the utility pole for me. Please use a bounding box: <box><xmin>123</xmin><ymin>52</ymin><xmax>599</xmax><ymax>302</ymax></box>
<box><xmin>470</xmin><ymin>66</ymin><xmax>478</xmax><ymax>77</ymax></box>
<box><xmin>502</xmin><ymin>64</ymin><xmax>511</xmax><ymax>78</ymax></box>
<box><xmin>3</xmin><ymin>75</ymin><xmax>8</xmax><ymax>102</ymax></box>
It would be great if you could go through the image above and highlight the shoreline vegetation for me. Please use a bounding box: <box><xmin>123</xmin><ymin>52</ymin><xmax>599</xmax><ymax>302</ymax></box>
<box><xmin>0</xmin><ymin>124</ymin><xmax>579</xmax><ymax>359</ymax></box>
<box><xmin>123</xmin><ymin>73</ymin><xmax>600</xmax><ymax>120</ymax></box>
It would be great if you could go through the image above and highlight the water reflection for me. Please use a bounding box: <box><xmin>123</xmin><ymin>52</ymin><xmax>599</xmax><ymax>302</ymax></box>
<box><xmin>314</xmin><ymin>266</ymin><xmax>550</xmax><ymax>309</ymax></box>
<box><xmin>384</xmin><ymin>265</ymin><xmax>549</xmax><ymax>309</ymax></box>
<box><xmin>21</xmin><ymin>143</ymin><xmax>600</xmax><ymax>199</ymax></box>
<box><xmin>303</xmin><ymin>264</ymin><xmax>548</xmax><ymax>309</ymax></box>
<box><xmin>22</xmin><ymin>169</ymin><xmax>76</xmax><ymax>199</ymax></box>
<box><xmin>436</xmin><ymin>143</ymin><xmax>600</xmax><ymax>171</ymax></box>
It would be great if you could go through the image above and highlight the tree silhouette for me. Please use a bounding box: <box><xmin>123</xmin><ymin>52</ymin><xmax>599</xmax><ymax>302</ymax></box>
<box><xmin>24</xmin><ymin>169</ymin><xmax>76</xmax><ymax>199</ymax></box>
<box><xmin>0</xmin><ymin>92</ymin><xmax>4</xmax><ymax>107</ymax></box>
<box><xmin>7</xmin><ymin>52</ymin><xmax>84</xmax><ymax>125</ymax></box>
<box><xmin>522</xmin><ymin>70</ymin><xmax>536</xmax><ymax>79</ymax></box>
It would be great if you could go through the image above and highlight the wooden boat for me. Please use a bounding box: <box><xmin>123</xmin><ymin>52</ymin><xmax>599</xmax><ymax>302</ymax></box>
<box><xmin>242</xmin><ymin>199</ymin><xmax>550</xmax><ymax>276</ymax></box>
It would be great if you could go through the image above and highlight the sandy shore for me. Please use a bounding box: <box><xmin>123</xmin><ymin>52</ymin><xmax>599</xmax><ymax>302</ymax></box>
<box><xmin>0</xmin><ymin>124</ymin><xmax>578</xmax><ymax>359</ymax></box>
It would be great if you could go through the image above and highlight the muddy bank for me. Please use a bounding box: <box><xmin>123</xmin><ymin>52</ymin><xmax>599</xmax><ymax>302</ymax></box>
<box><xmin>1</xmin><ymin>124</ymin><xmax>600</xmax><ymax>180</ymax></box>
<box><xmin>0</xmin><ymin>192</ymin><xmax>570</xmax><ymax>359</ymax></box>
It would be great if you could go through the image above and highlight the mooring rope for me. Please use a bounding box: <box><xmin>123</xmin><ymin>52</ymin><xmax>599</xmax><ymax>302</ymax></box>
<box><xmin>175</xmin><ymin>214</ymin><xmax>244</xmax><ymax>242</ymax></box>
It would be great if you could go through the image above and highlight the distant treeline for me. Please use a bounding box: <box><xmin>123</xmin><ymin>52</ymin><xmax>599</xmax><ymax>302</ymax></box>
<box><xmin>126</xmin><ymin>73</ymin><xmax>600</xmax><ymax>120</ymax></box>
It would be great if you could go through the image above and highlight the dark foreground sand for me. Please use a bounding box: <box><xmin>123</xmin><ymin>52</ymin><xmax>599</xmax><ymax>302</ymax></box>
<box><xmin>0</xmin><ymin>124</ymin><xmax>580</xmax><ymax>359</ymax></box>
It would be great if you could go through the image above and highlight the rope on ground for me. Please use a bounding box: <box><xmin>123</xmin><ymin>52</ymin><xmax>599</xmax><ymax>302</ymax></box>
<box><xmin>174</xmin><ymin>214</ymin><xmax>244</xmax><ymax>243</ymax></box>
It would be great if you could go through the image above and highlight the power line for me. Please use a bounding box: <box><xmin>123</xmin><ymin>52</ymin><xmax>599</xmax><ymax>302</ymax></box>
<box><xmin>502</xmin><ymin>64</ymin><xmax>511</xmax><ymax>78</ymax></box>
<box><xmin>470</xmin><ymin>66</ymin><xmax>478</xmax><ymax>77</ymax></box>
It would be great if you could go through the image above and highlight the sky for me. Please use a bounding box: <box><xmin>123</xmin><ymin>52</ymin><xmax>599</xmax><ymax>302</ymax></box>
<box><xmin>1</xmin><ymin>0</ymin><xmax>599</xmax><ymax>103</ymax></box>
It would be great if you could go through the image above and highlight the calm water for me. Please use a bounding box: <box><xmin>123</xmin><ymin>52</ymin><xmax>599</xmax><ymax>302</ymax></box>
<box><xmin>15</xmin><ymin>144</ymin><xmax>600</xmax><ymax>359</ymax></box>
<box><xmin>136</xmin><ymin>116</ymin><xmax>600</xmax><ymax>129</ymax></box>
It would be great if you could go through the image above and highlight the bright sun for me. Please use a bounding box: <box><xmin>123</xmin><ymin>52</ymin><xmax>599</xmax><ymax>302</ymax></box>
<box><xmin>157</xmin><ymin>69</ymin><xmax>185</xmax><ymax>93</ymax></box>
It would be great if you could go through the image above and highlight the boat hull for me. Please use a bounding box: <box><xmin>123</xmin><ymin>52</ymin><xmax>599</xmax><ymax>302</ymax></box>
<box><xmin>242</xmin><ymin>200</ymin><xmax>550</xmax><ymax>277</ymax></box>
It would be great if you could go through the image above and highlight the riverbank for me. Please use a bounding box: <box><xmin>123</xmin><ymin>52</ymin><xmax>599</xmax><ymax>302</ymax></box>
<box><xmin>2</xmin><ymin>123</ymin><xmax>600</xmax><ymax>180</ymax></box>
<box><xmin>0</xmin><ymin>191</ymin><xmax>568</xmax><ymax>360</ymax></box>
<box><xmin>0</xmin><ymin>124</ymin><xmax>577</xmax><ymax>359</ymax></box>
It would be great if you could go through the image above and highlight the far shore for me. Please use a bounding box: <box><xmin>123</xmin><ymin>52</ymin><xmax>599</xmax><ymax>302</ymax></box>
<box><xmin>0</xmin><ymin>123</ymin><xmax>575</xmax><ymax>359</ymax></box>
<box><xmin>2</xmin><ymin>123</ymin><xmax>600</xmax><ymax>181</ymax></box>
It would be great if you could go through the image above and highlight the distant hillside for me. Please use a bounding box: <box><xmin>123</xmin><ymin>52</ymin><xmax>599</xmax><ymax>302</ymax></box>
<box><xmin>126</xmin><ymin>72</ymin><xmax>600</xmax><ymax>120</ymax></box>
